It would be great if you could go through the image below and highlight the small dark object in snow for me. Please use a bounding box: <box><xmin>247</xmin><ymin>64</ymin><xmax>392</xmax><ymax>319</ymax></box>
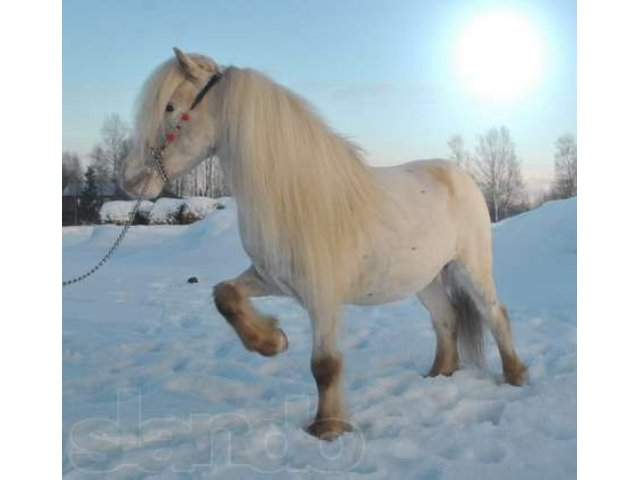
<box><xmin>216</xmin><ymin>204</ymin><xmax>226</xmax><ymax>210</ymax></box>
<box><xmin>187</xmin><ymin>276</ymin><xmax>199</xmax><ymax>284</ymax></box>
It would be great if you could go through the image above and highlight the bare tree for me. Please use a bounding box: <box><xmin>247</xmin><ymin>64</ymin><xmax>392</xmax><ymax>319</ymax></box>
<box><xmin>87</xmin><ymin>114</ymin><xmax>131</xmax><ymax>195</ymax></box>
<box><xmin>100</xmin><ymin>113</ymin><xmax>130</xmax><ymax>184</ymax></box>
<box><xmin>472</xmin><ymin>126</ymin><xmax>524</xmax><ymax>222</ymax></box>
<box><xmin>210</xmin><ymin>156</ymin><xmax>229</xmax><ymax>197</ymax></box>
<box><xmin>447</xmin><ymin>134</ymin><xmax>472</xmax><ymax>171</ymax></box>
<box><xmin>552</xmin><ymin>134</ymin><xmax>577</xmax><ymax>198</ymax></box>
<box><xmin>62</xmin><ymin>151</ymin><xmax>83</xmax><ymax>192</ymax></box>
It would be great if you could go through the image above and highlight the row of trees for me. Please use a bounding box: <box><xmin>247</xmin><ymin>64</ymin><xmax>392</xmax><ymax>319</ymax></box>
<box><xmin>62</xmin><ymin>114</ymin><xmax>131</xmax><ymax>196</ymax></box>
<box><xmin>447</xmin><ymin>127</ymin><xmax>577</xmax><ymax>222</ymax></box>
<box><xmin>63</xmin><ymin>113</ymin><xmax>230</xmax><ymax>198</ymax></box>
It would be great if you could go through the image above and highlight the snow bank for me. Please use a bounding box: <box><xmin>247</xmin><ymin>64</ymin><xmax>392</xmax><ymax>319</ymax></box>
<box><xmin>63</xmin><ymin>198</ymin><xmax>576</xmax><ymax>479</ymax></box>
<box><xmin>147</xmin><ymin>198</ymin><xmax>186</xmax><ymax>225</ymax></box>
<box><xmin>493</xmin><ymin>197</ymin><xmax>576</xmax><ymax>312</ymax></box>
<box><xmin>180</xmin><ymin>196</ymin><xmax>221</xmax><ymax>224</ymax></box>
<box><xmin>99</xmin><ymin>200</ymin><xmax>153</xmax><ymax>225</ymax></box>
<box><xmin>138</xmin><ymin>197</ymin><xmax>230</xmax><ymax>225</ymax></box>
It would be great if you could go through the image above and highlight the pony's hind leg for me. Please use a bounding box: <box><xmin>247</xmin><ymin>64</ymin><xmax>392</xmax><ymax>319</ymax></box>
<box><xmin>443</xmin><ymin>261</ymin><xmax>527</xmax><ymax>386</ymax></box>
<box><xmin>485</xmin><ymin>302</ymin><xmax>527</xmax><ymax>386</ymax></box>
<box><xmin>417</xmin><ymin>276</ymin><xmax>459</xmax><ymax>377</ymax></box>
<box><xmin>213</xmin><ymin>267</ymin><xmax>288</xmax><ymax>357</ymax></box>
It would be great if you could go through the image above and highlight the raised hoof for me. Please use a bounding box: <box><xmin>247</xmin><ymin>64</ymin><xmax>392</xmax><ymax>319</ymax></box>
<box><xmin>255</xmin><ymin>326</ymin><xmax>289</xmax><ymax>357</ymax></box>
<box><xmin>305</xmin><ymin>418</ymin><xmax>353</xmax><ymax>441</ymax></box>
<box><xmin>504</xmin><ymin>362</ymin><xmax>528</xmax><ymax>386</ymax></box>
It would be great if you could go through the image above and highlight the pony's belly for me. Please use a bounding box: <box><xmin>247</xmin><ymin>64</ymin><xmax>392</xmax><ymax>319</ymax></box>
<box><xmin>350</xmin><ymin>287</ymin><xmax>425</xmax><ymax>306</ymax></box>
<box><xmin>348</xmin><ymin>255</ymin><xmax>441</xmax><ymax>306</ymax></box>
<box><xmin>346</xmin><ymin>186</ymin><xmax>456</xmax><ymax>306</ymax></box>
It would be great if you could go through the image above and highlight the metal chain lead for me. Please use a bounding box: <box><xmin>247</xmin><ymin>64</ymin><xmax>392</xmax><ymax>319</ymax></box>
<box><xmin>150</xmin><ymin>146</ymin><xmax>169</xmax><ymax>183</ymax></box>
<box><xmin>62</xmin><ymin>175</ymin><xmax>154</xmax><ymax>287</ymax></box>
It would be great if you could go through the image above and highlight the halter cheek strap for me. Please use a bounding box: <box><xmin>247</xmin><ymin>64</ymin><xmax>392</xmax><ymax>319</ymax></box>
<box><xmin>189</xmin><ymin>71</ymin><xmax>224</xmax><ymax>110</ymax></box>
<box><xmin>150</xmin><ymin>71</ymin><xmax>225</xmax><ymax>181</ymax></box>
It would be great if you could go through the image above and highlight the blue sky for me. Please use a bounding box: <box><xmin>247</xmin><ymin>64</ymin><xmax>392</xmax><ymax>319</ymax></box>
<box><xmin>63</xmin><ymin>0</ymin><xmax>575</xmax><ymax>173</ymax></box>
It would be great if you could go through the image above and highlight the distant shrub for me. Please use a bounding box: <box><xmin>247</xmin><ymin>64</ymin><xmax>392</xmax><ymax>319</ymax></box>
<box><xmin>133</xmin><ymin>201</ymin><xmax>154</xmax><ymax>225</ymax></box>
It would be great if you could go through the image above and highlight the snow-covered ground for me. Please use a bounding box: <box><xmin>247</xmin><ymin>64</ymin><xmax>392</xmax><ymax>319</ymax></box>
<box><xmin>62</xmin><ymin>198</ymin><xmax>576</xmax><ymax>479</ymax></box>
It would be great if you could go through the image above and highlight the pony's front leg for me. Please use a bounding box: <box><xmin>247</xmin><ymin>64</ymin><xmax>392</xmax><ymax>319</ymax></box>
<box><xmin>213</xmin><ymin>267</ymin><xmax>288</xmax><ymax>356</ymax></box>
<box><xmin>306</xmin><ymin>307</ymin><xmax>353</xmax><ymax>441</ymax></box>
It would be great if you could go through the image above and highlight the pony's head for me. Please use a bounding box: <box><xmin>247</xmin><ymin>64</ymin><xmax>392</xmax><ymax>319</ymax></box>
<box><xmin>121</xmin><ymin>48</ymin><xmax>223</xmax><ymax>198</ymax></box>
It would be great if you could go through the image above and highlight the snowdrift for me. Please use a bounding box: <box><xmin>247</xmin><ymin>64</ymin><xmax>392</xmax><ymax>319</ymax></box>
<box><xmin>99</xmin><ymin>199</ymin><xmax>154</xmax><ymax>225</ymax></box>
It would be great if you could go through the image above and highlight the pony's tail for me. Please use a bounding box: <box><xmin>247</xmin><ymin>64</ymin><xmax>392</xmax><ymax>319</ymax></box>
<box><xmin>442</xmin><ymin>262</ymin><xmax>487</xmax><ymax>368</ymax></box>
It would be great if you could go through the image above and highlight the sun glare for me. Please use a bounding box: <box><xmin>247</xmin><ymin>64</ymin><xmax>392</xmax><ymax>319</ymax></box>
<box><xmin>456</xmin><ymin>11</ymin><xmax>543</xmax><ymax>101</ymax></box>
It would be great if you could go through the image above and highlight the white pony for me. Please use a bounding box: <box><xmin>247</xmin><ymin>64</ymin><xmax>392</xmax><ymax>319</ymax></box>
<box><xmin>122</xmin><ymin>48</ymin><xmax>527</xmax><ymax>440</ymax></box>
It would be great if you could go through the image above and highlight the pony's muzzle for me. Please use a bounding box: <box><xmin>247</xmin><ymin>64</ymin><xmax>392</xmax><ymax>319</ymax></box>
<box><xmin>121</xmin><ymin>165</ymin><xmax>156</xmax><ymax>198</ymax></box>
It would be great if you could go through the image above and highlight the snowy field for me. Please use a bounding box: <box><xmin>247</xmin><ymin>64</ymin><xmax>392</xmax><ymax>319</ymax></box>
<box><xmin>62</xmin><ymin>198</ymin><xmax>576</xmax><ymax>479</ymax></box>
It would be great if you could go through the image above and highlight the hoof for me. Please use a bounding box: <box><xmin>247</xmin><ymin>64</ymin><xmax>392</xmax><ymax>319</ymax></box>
<box><xmin>422</xmin><ymin>356</ymin><xmax>458</xmax><ymax>377</ymax></box>
<box><xmin>255</xmin><ymin>324</ymin><xmax>289</xmax><ymax>357</ymax></box>
<box><xmin>424</xmin><ymin>366</ymin><xmax>458</xmax><ymax>378</ymax></box>
<box><xmin>306</xmin><ymin>418</ymin><xmax>353</xmax><ymax>441</ymax></box>
<box><xmin>504</xmin><ymin>363</ymin><xmax>528</xmax><ymax>386</ymax></box>
<box><xmin>278</xmin><ymin>328</ymin><xmax>289</xmax><ymax>352</ymax></box>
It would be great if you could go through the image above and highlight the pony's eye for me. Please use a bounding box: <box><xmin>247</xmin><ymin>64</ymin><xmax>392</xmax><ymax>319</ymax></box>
<box><xmin>166</xmin><ymin>104</ymin><xmax>174</xmax><ymax>113</ymax></box>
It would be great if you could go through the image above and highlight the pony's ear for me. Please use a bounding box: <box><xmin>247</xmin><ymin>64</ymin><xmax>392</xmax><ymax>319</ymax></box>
<box><xmin>173</xmin><ymin>47</ymin><xmax>199</xmax><ymax>80</ymax></box>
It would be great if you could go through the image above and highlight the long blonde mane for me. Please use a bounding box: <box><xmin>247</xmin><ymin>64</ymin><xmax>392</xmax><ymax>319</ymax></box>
<box><xmin>218</xmin><ymin>68</ymin><xmax>382</xmax><ymax>308</ymax></box>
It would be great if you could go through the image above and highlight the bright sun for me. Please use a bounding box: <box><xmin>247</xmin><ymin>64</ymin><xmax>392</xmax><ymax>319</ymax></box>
<box><xmin>456</xmin><ymin>11</ymin><xmax>543</xmax><ymax>101</ymax></box>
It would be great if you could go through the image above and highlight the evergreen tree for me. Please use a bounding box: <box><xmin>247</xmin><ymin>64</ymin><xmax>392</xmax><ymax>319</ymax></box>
<box><xmin>79</xmin><ymin>166</ymin><xmax>100</xmax><ymax>223</ymax></box>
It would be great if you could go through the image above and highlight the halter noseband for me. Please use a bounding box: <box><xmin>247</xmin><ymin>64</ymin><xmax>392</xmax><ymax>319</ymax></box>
<box><xmin>149</xmin><ymin>71</ymin><xmax>224</xmax><ymax>183</ymax></box>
